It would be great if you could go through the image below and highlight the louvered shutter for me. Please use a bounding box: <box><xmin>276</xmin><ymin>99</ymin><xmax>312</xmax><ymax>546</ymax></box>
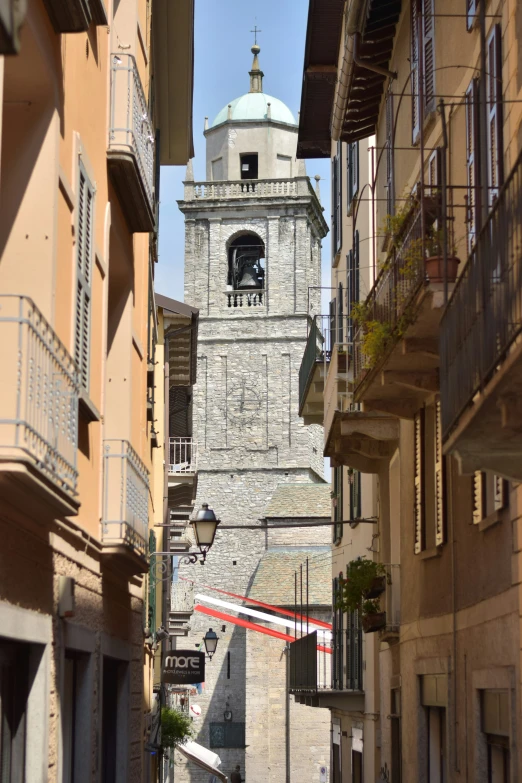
<box><xmin>336</xmin><ymin>141</ymin><xmax>343</xmax><ymax>252</ymax></box>
<box><xmin>467</xmin><ymin>0</ymin><xmax>477</xmax><ymax>31</ymax></box>
<box><xmin>466</xmin><ymin>79</ymin><xmax>480</xmax><ymax>253</ymax></box>
<box><xmin>331</xmin><ymin>156</ymin><xmax>337</xmax><ymax>259</ymax></box>
<box><xmin>486</xmin><ymin>25</ymin><xmax>504</xmax><ymax>205</ymax></box>
<box><xmin>338</xmin><ymin>283</ymin><xmax>344</xmax><ymax>344</ymax></box>
<box><xmin>472</xmin><ymin>471</ymin><xmax>485</xmax><ymax>524</ymax></box>
<box><xmin>75</xmin><ymin>164</ymin><xmax>94</xmax><ymax>390</ymax></box>
<box><xmin>493</xmin><ymin>476</ymin><xmax>507</xmax><ymax>511</ymax></box>
<box><xmin>386</xmin><ymin>92</ymin><xmax>395</xmax><ymax>216</ymax></box>
<box><xmin>414</xmin><ymin>410</ymin><xmax>424</xmax><ymax>553</ymax></box>
<box><xmin>434</xmin><ymin>400</ymin><xmax>445</xmax><ymax>545</ymax></box>
<box><xmin>346</xmin><ymin>250</ymin><xmax>354</xmax><ymax>344</ymax></box>
<box><xmin>423</xmin><ymin>0</ymin><xmax>436</xmax><ymax>113</ymax></box>
<box><xmin>332</xmin><ymin>578</ymin><xmax>338</xmax><ymax>688</ymax></box>
<box><xmin>329</xmin><ymin>298</ymin><xmax>336</xmax><ymax>359</ymax></box>
<box><xmin>411</xmin><ymin>0</ymin><xmax>420</xmax><ymax>142</ymax></box>
<box><xmin>353</xmin><ymin>610</ymin><xmax>362</xmax><ymax>690</ymax></box>
<box><xmin>346</xmin><ymin>610</ymin><xmax>353</xmax><ymax>690</ymax></box>
<box><xmin>351</xmin><ymin>142</ymin><xmax>359</xmax><ymax>203</ymax></box>
<box><xmin>351</xmin><ymin>470</ymin><xmax>361</xmax><ymax>520</ymax></box>
<box><xmin>354</xmin><ymin>230</ymin><xmax>360</xmax><ymax>303</ymax></box>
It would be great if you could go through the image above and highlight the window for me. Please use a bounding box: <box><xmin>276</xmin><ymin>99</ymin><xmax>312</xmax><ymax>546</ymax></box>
<box><xmin>332</xmin><ymin>141</ymin><xmax>342</xmax><ymax>259</ymax></box>
<box><xmin>467</xmin><ymin>0</ymin><xmax>478</xmax><ymax>31</ymax></box>
<box><xmin>391</xmin><ymin>689</ymin><xmax>402</xmax><ymax>782</ymax></box>
<box><xmin>421</xmin><ymin>675</ymin><xmax>447</xmax><ymax>783</ymax></box>
<box><xmin>472</xmin><ymin>473</ymin><xmax>508</xmax><ymax>524</ymax></box>
<box><xmin>428</xmin><ymin>147</ymin><xmax>442</xmax><ymax>196</ymax></box>
<box><xmin>349</xmin><ymin>469</ymin><xmax>361</xmax><ymax>523</ymax></box>
<box><xmin>481</xmin><ymin>690</ymin><xmax>510</xmax><ymax>783</ymax></box>
<box><xmin>333</xmin><ymin>466</ymin><xmax>343</xmax><ymax>543</ymax></box>
<box><xmin>332</xmin><ymin>722</ymin><xmax>341</xmax><ymax>783</ymax></box>
<box><xmin>337</xmin><ymin>283</ymin><xmax>344</xmax><ymax>344</ymax></box>
<box><xmin>347</xmin><ymin>141</ymin><xmax>359</xmax><ymax>211</ymax></box>
<box><xmin>240</xmin><ymin>153</ymin><xmax>258</xmax><ymax>180</ymax></box>
<box><xmin>62</xmin><ymin>651</ymin><xmax>91</xmax><ymax>783</ymax></box>
<box><xmin>101</xmin><ymin>658</ymin><xmax>128</xmax><ymax>783</ymax></box>
<box><xmin>209</xmin><ymin>722</ymin><xmax>245</xmax><ymax>748</ymax></box>
<box><xmin>0</xmin><ymin>640</ymin><xmax>30</xmax><ymax>782</ymax></box>
<box><xmin>352</xmin><ymin>750</ymin><xmax>363</xmax><ymax>783</ymax></box>
<box><xmin>332</xmin><ymin>578</ymin><xmax>344</xmax><ymax>689</ymax></box>
<box><xmin>414</xmin><ymin>400</ymin><xmax>445</xmax><ymax>553</ymax></box>
<box><xmin>486</xmin><ymin>25</ymin><xmax>503</xmax><ymax>204</ymax></box>
<box><xmin>466</xmin><ymin>79</ymin><xmax>480</xmax><ymax>252</ymax></box>
<box><xmin>346</xmin><ymin>231</ymin><xmax>360</xmax><ymax>346</ymax></box>
<box><xmin>411</xmin><ymin>0</ymin><xmax>436</xmax><ymax>143</ymax></box>
<box><xmin>386</xmin><ymin>92</ymin><xmax>395</xmax><ymax>217</ymax></box>
<box><xmin>75</xmin><ymin>163</ymin><xmax>94</xmax><ymax>391</ymax></box>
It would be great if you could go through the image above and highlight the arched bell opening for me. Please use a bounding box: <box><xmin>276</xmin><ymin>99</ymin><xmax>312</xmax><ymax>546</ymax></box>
<box><xmin>227</xmin><ymin>234</ymin><xmax>265</xmax><ymax>292</ymax></box>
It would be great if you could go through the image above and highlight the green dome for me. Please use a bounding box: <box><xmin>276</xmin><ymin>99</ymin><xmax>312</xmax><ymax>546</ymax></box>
<box><xmin>211</xmin><ymin>93</ymin><xmax>296</xmax><ymax>128</ymax></box>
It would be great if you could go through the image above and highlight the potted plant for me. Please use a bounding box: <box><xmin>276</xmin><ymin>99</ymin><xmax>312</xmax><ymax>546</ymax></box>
<box><xmin>161</xmin><ymin>707</ymin><xmax>193</xmax><ymax>749</ymax></box>
<box><xmin>336</xmin><ymin>558</ymin><xmax>387</xmax><ymax>633</ymax></box>
<box><xmin>424</xmin><ymin>227</ymin><xmax>460</xmax><ymax>283</ymax></box>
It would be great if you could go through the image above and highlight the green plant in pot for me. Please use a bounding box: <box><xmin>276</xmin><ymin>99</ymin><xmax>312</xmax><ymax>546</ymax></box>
<box><xmin>351</xmin><ymin>302</ymin><xmax>394</xmax><ymax>370</ymax></box>
<box><xmin>336</xmin><ymin>558</ymin><xmax>387</xmax><ymax>633</ymax></box>
<box><xmin>161</xmin><ymin>707</ymin><xmax>193</xmax><ymax>749</ymax></box>
<box><xmin>424</xmin><ymin>227</ymin><xmax>460</xmax><ymax>283</ymax></box>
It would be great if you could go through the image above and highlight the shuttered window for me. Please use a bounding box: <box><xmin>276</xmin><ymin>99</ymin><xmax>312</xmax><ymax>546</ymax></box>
<box><xmin>467</xmin><ymin>0</ymin><xmax>477</xmax><ymax>31</ymax></box>
<box><xmin>350</xmin><ymin>469</ymin><xmax>361</xmax><ymax>522</ymax></box>
<box><xmin>332</xmin><ymin>141</ymin><xmax>343</xmax><ymax>258</ymax></box>
<box><xmin>346</xmin><ymin>231</ymin><xmax>360</xmax><ymax>347</ymax></box>
<box><xmin>414</xmin><ymin>401</ymin><xmax>446</xmax><ymax>552</ymax></box>
<box><xmin>337</xmin><ymin>282</ymin><xmax>344</xmax><ymax>344</ymax></box>
<box><xmin>333</xmin><ymin>466</ymin><xmax>343</xmax><ymax>543</ymax></box>
<box><xmin>428</xmin><ymin>147</ymin><xmax>441</xmax><ymax>195</ymax></box>
<box><xmin>414</xmin><ymin>410</ymin><xmax>424</xmax><ymax>554</ymax></box>
<box><xmin>472</xmin><ymin>472</ymin><xmax>508</xmax><ymax>523</ymax></box>
<box><xmin>386</xmin><ymin>91</ymin><xmax>395</xmax><ymax>217</ymax></box>
<box><xmin>411</xmin><ymin>0</ymin><xmax>436</xmax><ymax>143</ymax></box>
<box><xmin>332</xmin><ymin>577</ymin><xmax>344</xmax><ymax>689</ymax></box>
<box><xmin>329</xmin><ymin>298</ymin><xmax>337</xmax><ymax>356</ymax></box>
<box><xmin>466</xmin><ymin>79</ymin><xmax>480</xmax><ymax>253</ymax></box>
<box><xmin>486</xmin><ymin>24</ymin><xmax>504</xmax><ymax>205</ymax></box>
<box><xmin>347</xmin><ymin>141</ymin><xmax>359</xmax><ymax>211</ymax></box>
<box><xmin>345</xmin><ymin>610</ymin><xmax>362</xmax><ymax>691</ymax></box>
<box><xmin>434</xmin><ymin>400</ymin><xmax>445</xmax><ymax>546</ymax></box>
<box><xmin>75</xmin><ymin>163</ymin><xmax>94</xmax><ymax>391</ymax></box>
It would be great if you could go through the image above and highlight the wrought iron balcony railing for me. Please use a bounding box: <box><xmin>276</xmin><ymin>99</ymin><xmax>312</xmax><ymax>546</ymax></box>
<box><xmin>0</xmin><ymin>295</ymin><xmax>79</xmax><ymax>502</ymax></box>
<box><xmin>332</xmin><ymin>610</ymin><xmax>363</xmax><ymax>691</ymax></box>
<box><xmin>108</xmin><ymin>53</ymin><xmax>155</xmax><ymax>231</ymax></box>
<box><xmin>185</xmin><ymin>177</ymin><xmax>317</xmax><ymax>202</ymax></box>
<box><xmin>440</xmin><ymin>150</ymin><xmax>522</xmax><ymax>441</ymax></box>
<box><xmin>102</xmin><ymin>439</ymin><xmax>149</xmax><ymax>556</ymax></box>
<box><xmin>168</xmin><ymin>438</ymin><xmax>197</xmax><ymax>475</ymax></box>
<box><xmin>299</xmin><ymin>314</ymin><xmax>353</xmax><ymax>416</ymax></box>
<box><xmin>289</xmin><ymin>630</ymin><xmax>332</xmax><ymax>693</ymax></box>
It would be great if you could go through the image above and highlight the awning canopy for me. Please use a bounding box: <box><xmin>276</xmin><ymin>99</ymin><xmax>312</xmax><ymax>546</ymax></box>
<box><xmin>176</xmin><ymin>740</ymin><xmax>227</xmax><ymax>783</ymax></box>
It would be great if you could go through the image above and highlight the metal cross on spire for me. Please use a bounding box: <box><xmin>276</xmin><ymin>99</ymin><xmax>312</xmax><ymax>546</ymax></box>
<box><xmin>250</xmin><ymin>24</ymin><xmax>262</xmax><ymax>46</ymax></box>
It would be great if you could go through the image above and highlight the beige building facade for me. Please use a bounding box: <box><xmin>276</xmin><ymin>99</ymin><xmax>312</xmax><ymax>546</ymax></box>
<box><xmin>0</xmin><ymin>1</ymin><xmax>193</xmax><ymax>781</ymax></box>
<box><xmin>296</xmin><ymin>0</ymin><xmax>522</xmax><ymax>781</ymax></box>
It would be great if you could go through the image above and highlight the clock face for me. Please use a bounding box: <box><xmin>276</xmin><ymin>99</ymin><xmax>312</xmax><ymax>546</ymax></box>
<box><xmin>228</xmin><ymin>382</ymin><xmax>261</xmax><ymax>424</ymax></box>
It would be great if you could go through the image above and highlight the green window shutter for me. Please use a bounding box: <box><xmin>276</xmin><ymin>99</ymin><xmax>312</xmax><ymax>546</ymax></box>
<box><xmin>75</xmin><ymin>163</ymin><xmax>94</xmax><ymax>390</ymax></box>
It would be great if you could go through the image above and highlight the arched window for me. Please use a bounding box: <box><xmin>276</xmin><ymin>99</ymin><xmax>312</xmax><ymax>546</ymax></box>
<box><xmin>227</xmin><ymin>235</ymin><xmax>265</xmax><ymax>291</ymax></box>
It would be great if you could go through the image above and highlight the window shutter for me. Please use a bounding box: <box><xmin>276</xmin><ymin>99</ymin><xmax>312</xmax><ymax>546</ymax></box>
<box><xmin>347</xmin><ymin>144</ymin><xmax>353</xmax><ymax>210</ymax></box>
<box><xmin>354</xmin><ymin>230</ymin><xmax>360</xmax><ymax>303</ymax></box>
<box><xmin>336</xmin><ymin>141</ymin><xmax>343</xmax><ymax>252</ymax></box>
<box><xmin>75</xmin><ymin>164</ymin><xmax>94</xmax><ymax>390</ymax></box>
<box><xmin>351</xmin><ymin>470</ymin><xmax>361</xmax><ymax>520</ymax></box>
<box><xmin>466</xmin><ymin>79</ymin><xmax>481</xmax><ymax>253</ymax></box>
<box><xmin>423</xmin><ymin>0</ymin><xmax>436</xmax><ymax>113</ymax></box>
<box><xmin>338</xmin><ymin>283</ymin><xmax>344</xmax><ymax>344</ymax></box>
<box><xmin>386</xmin><ymin>92</ymin><xmax>395</xmax><ymax>216</ymax></box>
<box><xmin>352</xmin><ymin>142</ymin><xmax>359</xmax><ymax>204</ymax></box>
<box><xmin>332</xmin><ymin>578</ymin><xmax>339</xmax><ymax>688</ymax></box>
<box><xmin>486</xmin><ymin>24</ymin><xmax>504</xmax><ymax>205</ymax></box>
<box><xmin>346</xmin><ymin>609</ymin><xmax>353</xmax><ymax>690</ymax></box>
<box><xmin>493</xmin><ymin>476</ymin><xmax>507</xmax><ymax>511</ymax></box>
<box><xmin>414</xmin><ymin>410</ymin><xmax>424</xmax><ymax>553</ymax></box>
<box><xmin>434</xmin><ymin>400</ymin><xmax>445</xmax><ymax>545</ymax></box>
<box><xmin>428</xmin><ymin>147</ymin><xmax>442</xmax><ymax>195</ymax></box>
<box><xmin>331</xmin><ymin>156</ymin><xmax>338</xmax><ymax>259</ymax></box>
<box><xmin>472</xmin><ymin>471</ymin><xmax>485</xmax><ymax>524</ymax></box>
<box><xmin>346</xmin><ymin>250</ymin><xmax>354</xmax><ymax>344</ymax></box>
<box><xmin>467</xmin><ymin>0</ymin><xmax>477</xmax><ymax>31</ymax></box>
<box><xmin>411</xmin><ymin>0</ymin><xmax>420</xmax><ymax>142</ymax></box>
<box><xmin>329</xmin><ymin>298</ymin><xmax>337</xmax><ymax>356</ymax></box>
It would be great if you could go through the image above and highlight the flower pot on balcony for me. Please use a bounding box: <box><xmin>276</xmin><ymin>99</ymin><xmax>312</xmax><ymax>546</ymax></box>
<box><xmin>363</xmin><ymin>575</ymin><xmax>386</xmax><ymax>599</ymax></box>
<box><xmin>362</xmin><ymin>611</ymin><xmax>386</xmax><ymax>633</ymax></box>
<box><xmin>425</xmin><ymin>255</ymin><xmax>459</xmax><ymax>283</ymax></box>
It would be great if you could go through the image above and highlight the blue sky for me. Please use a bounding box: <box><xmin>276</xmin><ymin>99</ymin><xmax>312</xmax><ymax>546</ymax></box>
<box><xmin>154</xmin><ymin>0</ymin><xmax>332</xmax><ymax>303</ymax></box>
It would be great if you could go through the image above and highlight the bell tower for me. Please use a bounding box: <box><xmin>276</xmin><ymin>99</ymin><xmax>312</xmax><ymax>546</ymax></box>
<box><xmin>177</xmin><ymin>44</ymin><xmax>328</xmax><ymax>782</ymax></box>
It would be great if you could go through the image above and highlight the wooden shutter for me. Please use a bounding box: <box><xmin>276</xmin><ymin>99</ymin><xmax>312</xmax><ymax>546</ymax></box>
<box><xmin>75</xmin><ymin>164</ymin><xmax>94</xmax><ymax>390</ymax></box>
<box><xmin>332</xmin><ymin>578</ymin><xmax>338</xmax><ymax>688</ymax></box>
<box><xmin>472</xmin><ymin>471</ymin><xmax>485</xmax><ymax>524</ymax></box>
<box><xmin>329</xmin><ymin>298</ymin><xmax>336</xmax><ymax>357</ymax></box>
<box><xmin>351</xmin><ymin>470</ymin><xmax>361</xmax><ymax>520</ymax></box>
<box><xmin>386</xmin><ymin>92</ymin><xmax>395</xmax><ymax>216</ymax></box>
<box><xmin>411</xmin><ymin>0</ymin><xmax>420</xmax><ymax>142</ymax></box>
<box><xmin>423</xmin><ymin>0</ymin><xmax>436</xmax><ymax>113</ymax></box>
<box><xmin>466</xmin><ymin>79</ymin><xmax>481</xmax><ymax>253</ymax></box>
<box><xmin>414</xmin><ymin>410</ymin><xmax>424</xmax><ymax>553</ymax></box>
<box><xmin>351</xmin><ymin>142</ymin><xmax>359</xmax><ymax>203</ymax></box>
<box><xmin>467</xmin><ymin>0</ymin><xmax>477</xmax><ymax>31</ymax></box>
<box><xmin>338</xmin><ymin>283</ymin><xmax>344</xmax><ymax>344</ymax></box>
<box><xmin>331</xmin><ymin>156</ymin><xmax>338</xmax><ymax>259</ymax></box>
<box><xmin>486</xmin><ymin>24</ymin><xmax>504</xmax><ymax>205</ymax></box>
<box><xmin>346</xmin><ymin>250</ymin><xmax>354</xmax><ymax>344</ymax></box>
<box><xmin>354</xmin><ymin>230</ymin><xmax>360</xmax><ymax>303</ymax></box>
<box><xmin>493</xmin><ymin>476</ymin><xmax>507</xmax><ymax>511</ymax></box>
<box><xmin>336</xmin><ymin>141</ymin><xmax>343</xmax><ymax>252</ymax></box>
<box><xmin>434</xmin><ymin>400</ymin><xmax>445</xmax><ymax>545</ymax></box>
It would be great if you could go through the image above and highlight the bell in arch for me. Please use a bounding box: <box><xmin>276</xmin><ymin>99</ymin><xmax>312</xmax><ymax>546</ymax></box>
<box><xmin>237</xmin><ymin>261</ymin><xmax>262</xmax><ymax>289</ymax></box>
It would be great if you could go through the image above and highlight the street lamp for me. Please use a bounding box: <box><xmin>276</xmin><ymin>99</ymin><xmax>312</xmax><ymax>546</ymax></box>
<box><xmin>189</xmin><ymin>503</ymin><xmax>220</xmax><ymax>564</ymax></box>
<box><xmin>203</xmin><ymin>628</ymin><xmax>219</xmax><ymax>660</ymax></box>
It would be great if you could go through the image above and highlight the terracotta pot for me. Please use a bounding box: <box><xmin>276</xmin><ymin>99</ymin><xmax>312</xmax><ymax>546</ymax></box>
<box><xmin>362</xmin><ymin>611</ymin><xmax>387</xmax><ymax>634</ymax></box>
<box><xmin>425</xmin><ymin>255</ymin><xmax>460</xmax><ymax>283</ymax></box>
<box><xmin>363</xmin><ymin>575</ymin><xmax>386</xmax><ymax>599</ymax></box>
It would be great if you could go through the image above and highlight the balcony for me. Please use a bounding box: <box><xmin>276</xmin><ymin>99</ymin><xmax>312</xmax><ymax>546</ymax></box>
<box><xmin>101</xmin><ymin>439</ymin><xmax>149</xmax><ymax>574</ymax></box>
<box><xmin>42</xmin><ymin>0</ymin><xmax>107</xmax><ymax>33</ymax></box>
<box><xmin>169</xmin><ymin>581</ymin><xmax>194</xmax><ymax>637</ymax></box>
<box><xmin>185</xmin><ymin>177</ymin><xmax>316</xmax><ymax>202</ymax></box>
<box><xmin>353</xmin><ymin>200</ymin><xmax>452</xmax><ymax>419</ymax></box>
<box><xmin>0</xmin><ymin>295</ymin><xmax>79</xmax><ymax>517</ymax></box>
<box><xmin>225</xmin><ymin>290</ymin><xmax>265</xmax><ymax>309</ymax></box>
<box><xmin>168</xmin><ymin>438</ymin><xmax>197</xmax><ymax>480</ymax></box>
<box><xmin>289</xmin><ymin>630</ymin><xmax>364</xmax><ymax>710</ymax></box>
<box><xmin>298</xmin><ymin>315</ymin><xmax>337</xmax><ymax>425</ymax></box>
<box><xmin>440</xmin><ymin>151</ymin><xmax>522</xmax><ymax>480</ymax></box>
<box><xmin>107</xmin><ymin>54</ymin><xmax>155</xmax><ymax>232</ymax></box>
